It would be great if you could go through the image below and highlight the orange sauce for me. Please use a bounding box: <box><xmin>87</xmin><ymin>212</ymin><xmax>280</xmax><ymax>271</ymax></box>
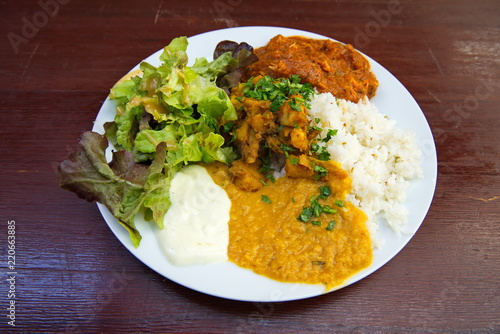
<box><xmin>244</xmin><ymin>35</ymin><xmax>379</xmax><ymax>102</ymax></box>
<box><xmin>204</xmin><ymin>162</ymin><xmax>373</xmax><ymax>290</ymax></box>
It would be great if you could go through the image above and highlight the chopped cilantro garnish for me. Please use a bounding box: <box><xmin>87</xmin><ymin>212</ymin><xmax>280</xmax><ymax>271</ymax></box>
<box><xmin>258</xmin><ymin>166</ymin><xmax>270</xmax><ymax>173</ymax></box>
<box><xmin>311</xmin><ymin>200</ymin><xmax>323</xmax><ymax>217</ymax></box>
<box><xmin>335</xmin><ymin>200</ymin><xmax>345</xmax><ymax>207</ymax></box>
<box><xmin>311</xmin><ymin>143</ymin><xmax>331</xmax><ymax>161</ymax></box>
<box><xmin>322</xmin><ymin>205</ymin><xmax>337</xmax><ymax>214</ymax></box>
<box><xmin>297</xmin><ymin>185</ymin><xmax>340</xmax><ymax>228</ymax></box>
<box><xmin>298</xmin><ymin>207</ymin><xmax>314</xmax><ymax>222</ymax></box>
<box><xmin>323</xmin><ymin>129</ymin><xmax>338</xmax><ymax>142</ymax></box>
<box><xmin>326</xmin><ymin>220</ymin><xmax>336</xmax><ymax>231</ymax></box>
<box><xmin>310</xmin><ymin>125</ymin><xmax>323</xmax><ymax>132</ymax></box>
<box><xmin>318</xmin><ymin>185</ymin><xmax>332</xmax><ymax>198</ymax></box>
<box><xmin>270</xmin><ymin>96</ymin><xmax>286</xmax><ymax>111</ymax></box>
<box><xmin>265</xmin><ymin>173</ymin><xmax>275</xmax><ymax>183</ymax></box>
<box><xmin>314</xmin><ymin>166</ymin><xmax>328</xmax><ymax>174</ymax></box>
<box><xmin>289</xmin><ymin>98</ymin><xmax>302</xmax><ymax>111</ymax></box>
<box><xmin>242</xmin><ymin>75</ymin><xmax>315</xmax><ymax>112</ymax></box>
<box><xmin>262</xmin><ymin>195</ymin><xmax>272</xmax><ymax>204</ymax></box>
<box><xmin>289</xmin><ymin>157</ymin><xmax>299</xmax><ymax>165</ymax></box>
<box><xmin>313</xmin><ymin>165</ymin><xmax>328</xmax><ymax>180</ymax></box>
<box><xmin>280</xmin><ymin>143</ymin><xmax>296</xmax><ymax>158</ymax></box>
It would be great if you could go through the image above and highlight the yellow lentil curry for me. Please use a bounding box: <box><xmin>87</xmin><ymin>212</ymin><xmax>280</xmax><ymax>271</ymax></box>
<box><xmin>205</xmin><ymin>161</ymin><xmax>372</xmax><ymax>290</ymax></box>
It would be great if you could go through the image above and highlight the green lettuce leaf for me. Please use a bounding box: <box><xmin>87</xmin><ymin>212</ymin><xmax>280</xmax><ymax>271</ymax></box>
<box><xmin>140</xmin><ymin>142</ymin><xmax>176</xmax><ymax>230</ymax></box>
<box><xmin>159</xmin><ymin>36</ymin><xmax>189</xmax><ymax>68</ymax></box>
<box><xmin>110</xmin><ymin>79</ymin><xmax>140</xmax><ymax>104</ymax></box>
<box><xmin>108</xmin><ymin>36</ymin><xmax>239</xmax><ymax>167</ymax></box>
<box><xmin>134</xmin><ymin>128</ymin><xmax>178</xmax><ymax>153</ymax></box>
<box><xmin>58</xmin><ymin>37</ymin><xmax>257</xmax><ymax>247</ymax></box>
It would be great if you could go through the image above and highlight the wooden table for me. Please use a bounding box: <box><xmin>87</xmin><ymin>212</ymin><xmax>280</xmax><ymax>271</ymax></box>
<box><xmin>1</xmin><ymin>0</ymin><xmax>499</xmax><ymax>332</ymax></box>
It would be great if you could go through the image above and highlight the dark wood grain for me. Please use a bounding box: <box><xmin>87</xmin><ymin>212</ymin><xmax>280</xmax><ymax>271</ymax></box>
<box><xmin>1</xmin><ymin>0</ymin><xmax>499</xmax><ymax>333</ymax></box>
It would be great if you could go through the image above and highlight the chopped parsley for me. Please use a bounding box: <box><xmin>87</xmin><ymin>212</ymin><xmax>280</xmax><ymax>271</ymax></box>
<box><xmin>242</xmin><ymin>75</ymin><xmax>315</xmax><ymax>112</ymax></box>
<box><xmin>311</xmin><ymin>200</ymin><xmax>323</xmax><ymax>217</ymax></box>
<box><xmin>322</xmin><ymin>205</ymin><xmax>337</xmax><ymax>214</ymax></box>
<box><xmin>265</xmin><ymin>173</ymin><xmax>275</xmax><ymax>183</ymax></box>
<box><xmin>313</xmin><ymin>164</ymin><xmax>328</xmax><ymax>180</ymax></box>
<box><xmin>298</xmin><ymin>207</ymin><xmax>314</xmax><ymax>222</ymax></box>
<box><xmin>322</xmin><ymin>129</ymin><xmax>338</xmax><ymax>142</ymax></box>
<box><xmin>280</xmin><ymin>143</ymin><xmax>296</xmax><ymax>157</ymax></box>
<box><xmin>297</xmin><ymin>185</ymin><xmax>339</xmax><ymax>231</ymax></box>
<box><xmin>318</xmin><ymin>185</ymin><xmax>332</xmax><ymax>198</ymax></box>
<box><xmin>311</xmin><ymin>143</ymin><xmax>331</xmax><ymax>161</ymax></box>
<box><xmin>326</xmin><ymin>220</ymin><xmax>336</xmax><ymax>231</ymax></box>
<box><xmin>262</xmin><ymin>195</ymin><xmax>272</xmax><ymax>204</ymax></box>
<box><xmin>288</xmin><ymin>98</ymin><xmax>302</xmax><ymax>111</ymax></box>
<box><xmin>309</xmin><ymin>125</ymin><xmax>323</xmax><ymax>132</ymax></box>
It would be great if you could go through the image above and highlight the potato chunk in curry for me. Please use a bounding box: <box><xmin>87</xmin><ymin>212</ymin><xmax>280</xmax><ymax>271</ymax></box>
<box><xmin>230</xmin><ymin>76</ymin><xmax>316</xmax><ymax>165</ymax></box>
<box><xmin>227</xmin><ymin>75</ymin><xmax>320</xmax><ymax>190</ymax></box>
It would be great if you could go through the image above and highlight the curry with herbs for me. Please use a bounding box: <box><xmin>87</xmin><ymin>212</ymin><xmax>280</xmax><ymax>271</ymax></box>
<box><xmin>209</xmin><ymin>48</ymin><xmax>375</xmax><ymax>288</ymax></box>
<box><xmin>244</xmin><ymin>35</ymin><xmax>379</xmax><ymax>102</ymax></box>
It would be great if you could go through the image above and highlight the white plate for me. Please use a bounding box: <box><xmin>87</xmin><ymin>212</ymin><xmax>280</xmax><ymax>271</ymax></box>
<box><xmin>92</xmin><ymin>26</ymin><xmax>437</xmax><ymax>302</ymax></box>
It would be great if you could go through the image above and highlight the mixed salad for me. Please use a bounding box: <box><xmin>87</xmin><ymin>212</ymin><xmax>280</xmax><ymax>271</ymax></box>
<box><xmin>56</xmin><ymin>37</ymin><xmax>258</xmax><ymax>247</ymax></box>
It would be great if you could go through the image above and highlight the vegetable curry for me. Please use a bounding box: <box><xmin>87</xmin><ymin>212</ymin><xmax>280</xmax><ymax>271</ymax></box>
<box><xmin>212</xmin><ymin>34</ymin><xmax>378</xmax><ymax>289</ymax></box>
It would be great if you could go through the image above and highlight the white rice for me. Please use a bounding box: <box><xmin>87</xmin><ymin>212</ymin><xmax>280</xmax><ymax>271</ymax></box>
<box><xmin>308</xmin><ymin>93</ymin><xmax>423</xmax><ymax>238</ymax></box>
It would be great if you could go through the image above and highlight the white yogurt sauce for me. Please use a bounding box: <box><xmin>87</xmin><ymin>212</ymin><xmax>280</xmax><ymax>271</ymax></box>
<box><xmin>157</xmin><ymin>164</ymin><xmax>231</xmax><ymax>266</ymax></box>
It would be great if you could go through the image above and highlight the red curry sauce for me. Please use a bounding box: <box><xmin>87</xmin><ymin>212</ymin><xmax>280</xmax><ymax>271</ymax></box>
<box><xmin>244</xmin><ymin>35</ymin><xmax>379</xmax><ymax>102</ymax></box>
